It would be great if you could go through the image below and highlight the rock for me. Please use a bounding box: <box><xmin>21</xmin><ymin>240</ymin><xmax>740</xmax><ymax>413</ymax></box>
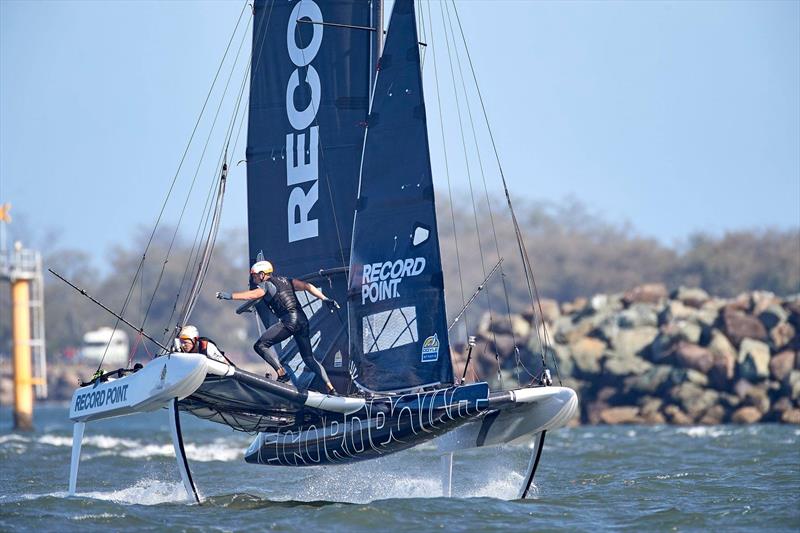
<box><xmin>651</xmin><ymin>321</ymin><xmax>704</xmax><ymax>363</ymax></box>
<box><xmin>673</xmin><ymin>286</ymin><xmax>710</xmax><ymax>308</ymax></box>
<box><xmin>638</xmin><ymin>396</ymin><xmax>663</xmax><ymax>416</ymax></box>
<box><xmin>599</xmin><ymin>406</ymin><xmax>641</xmax><ymax>425</ymax></box>
<box><xmin>623</xmin><ymin>283</ymin><xmax>668</xmax><ymax>305</ymax></box>
<box><xmin>650</xmin><ymin>332</ymin><xmax>679</xmax><ymax>364</ymax></box>
<box><xmin>708</xmin><ymin>330</ymin><xmax>737</xmax><ymax>388</ymax></box>
<box><xmin>674</xmin><ymin>342</ymin><xmax>714</xmax><ymax>373</ymax></box>
<box><xmin>549</xmin><ymin>344</ymin><xmax>574</xmax><ymax>378</ymax></box>
<box><xmin>758</xmin><ymin>304</ymin><xmax>788</xmax><ymax>330</ymax></box>
<box><xmin>728</xmin><ymin>294</ymin><xmax>752</xmax><ymax>313</ymax></box>
<box><xmin>570</xmin><ymin>337</ymin><xmax>606</xmax><ymax>375</ymax></box>
<box><xmin>751</xmin><ymin>291</ymin><xmax>779</xmax><ymax>316</ymax></box>
<box><xmin>676</xmin><ymin>321</ymin><xmax>703</xmax><ymax>344</ymax></box>
<box><xmin>671</xmin><ymin>383</ymin><xmax>717</xmax><ymax>419</ymax></box>
<box><xmin>663</xmin><ymin>405</ymin><xmax>693</xmax><ymax>425</ymax></box>
<box><xmin>770</xmin><ymin>322</ymin><xmax>796</xmax><ymax>350</ymax></box>
<box><xmin>561</xmin><ymin>297</ymin><xmax>587</xmax><ymax>315</ymax></box>
<box><xmin>767</xmin><ymin>397</ymin><xmax>793</xmax><ymax>421</ymax></box>
<box><xmin>555</xmin><ymin>316</ymin><xmax>595</xmax><ymax>345</ymax></box>
<box><xmin>492</xmin><ymin>334</ymin><xmax>518</xmax><ymax>359</ymax></box>
<box><xmin>719</xmin><ymin>308</ymin><xmax>767</xmax><ymax>347</ymax></box>
<box><xmin>617</xmin><ymin>304</ymin><xmax>659</xmax><ymax>329</ymax></box>
<box><xmin>685</xmin><ymin>369</ymin><xmax>709</xmax><ymax>387</ymax></box>
<box><xmin>699</xmin><ymin>405</ymin><xmax>726</xmax><ymax>425</ymax></box>
<box><xmin>604</xmin><ymin>355</ymin><xmax>653</xmax><ymax>377</ymax></box>
<box><xmin>731</xmin><ymin>406</ymin><xmax>762</xmax><ymax>424</ymax></box>
<box><xmin>786</xmin><ymin>299</ymin><xmax>800</xmax><ymax>329</ymax></box>
<box><xmin>781</xmin><ymin>409</ymin><xmax>800</xmax><ymax>424</ymax></box>
<box><xmin>488</xmin><ymin>315</ymin><xmax>531</xmax><ymax>342</ymax></box>
<box><xmin>694</xmin><ymin>307</ymin><xmax>720</xmax><ymax>328</ymax></box>
<box><xmin>623</xmin><ymin>365</ymin><xmax>673</xmax><ymax>395</ymax></box>
<box><xmin>737</xmin><ymin>338</ymin><xmax>771</xmax><ymax>381</ymax></box>
<box><xmin>787</xmin><ymin>370</ymin><xmax>800</xmax><ymax>400</ymax></box>
<box><xmin>611</xmin><ymin>326</ymin><xmax>658</xmax><ymax>359</ymax></box>
<box><xmin>591</xmin><ymin>314</ymin><xmax>620</xmax><ymax>344</ymax></box>
<box><xmin>743</xmin><ymin>386</ymin><xmax>770</xmax><ymax>414</ymax></box>
<box><xmin>660</xmin><ymin>300</ymin><xmax>695</xmax><ymax>323</ymax></box>
<box><xmin>537</xmin><ymin>299</ymin><xmax>561</xmax><ymax>324</ymax></box>
<box><xmin>733</xmin><ymin>378</ymin><xmax>755</xmax><ymax>399</ymax></box>
<box><xmin>770</xmin><ymin>350</ymin><xmax>796</xmax><ymax>382</ymax></box>
<box><xmin>642</xmin><ymin>411</ymin><xmax>667</xmax><ymax>424</ymax></box>
<box><xmin>719</xmin><ymin>392</ymin><xmax>741</xmax><ymax>410</ymax></box>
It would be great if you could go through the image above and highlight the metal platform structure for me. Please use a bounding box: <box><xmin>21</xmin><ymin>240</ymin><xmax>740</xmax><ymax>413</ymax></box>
<box><xmin>1</xmin><ymin>242</ymin><xmax>48</xmax><ymax>399</ymax></box>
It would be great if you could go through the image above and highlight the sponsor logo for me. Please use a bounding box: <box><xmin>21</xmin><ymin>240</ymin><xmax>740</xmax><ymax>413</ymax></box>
<box><xmin>421</xmin><ymin>334</ymin><xmax>440</xmax><ymax>362</ymax></box>
<box><xmin>334</xmin><ymin>350</ymin><xmax>343</xmax><ymax>368</ymax></box>
<box><xmin>361</xmin><ymin>257</ymin><xmax>426</xmax><ymax>304</ymax></box>
<box><xmin>73</xmin><ymin>383</ymin><xmax>129</xmax><ymax>413</ymax></box>
<box><xmin>285</xmin><ymin>0</ymin><xmax>324</xmax><ymax>243</ymax></box>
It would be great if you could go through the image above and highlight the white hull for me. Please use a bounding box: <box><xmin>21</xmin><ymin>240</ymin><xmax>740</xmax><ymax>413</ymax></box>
<box><xmin>437</xmin><ymin>386</ymin><xmax>579</xmax><ymax>453</ymax></box>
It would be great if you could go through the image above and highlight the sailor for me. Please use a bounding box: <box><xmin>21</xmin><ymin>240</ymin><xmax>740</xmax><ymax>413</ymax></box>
<box><xmin>177</xmin><ymin>325</ymin><xmax>227</xmax><ymax>364</ymax></box>
<box><xmin>216</xmin><ymin>260</ymin><xmax>340</xmax><ymax>395</ymax></box>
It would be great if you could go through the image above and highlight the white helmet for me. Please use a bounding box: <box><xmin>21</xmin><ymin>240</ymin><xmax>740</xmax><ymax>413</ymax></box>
<box><xmin>250</xmin><ymin>260</ymin><xmax>274</xmax><ymax>275</ymax></box>
<box><xmin>179</xmin><ymin>325</ymin><xmax>199</xmax><ymax>340</ymax></box>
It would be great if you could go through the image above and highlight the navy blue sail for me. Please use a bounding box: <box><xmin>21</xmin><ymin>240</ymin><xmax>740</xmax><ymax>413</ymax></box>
<box><xmin>247</xmin><ymin>0</ymin><xmax>379</xmax><ymax>390</ymax></box>
<box><xmin>348</xmin><ymin>0</ymin><xmax>454</xmax><ymax>393</ymax></box>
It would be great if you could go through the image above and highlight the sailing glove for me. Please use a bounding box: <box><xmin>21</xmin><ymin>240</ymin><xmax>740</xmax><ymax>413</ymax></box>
<box><xmin>216</xmin><ymin>291</ymin><xmax>232</xmax><ymax>300</ymax></box>
<box><xmin>324</xmin><ymin>298</ymin><xmax>340</xmax><ymax>310</ymax></box>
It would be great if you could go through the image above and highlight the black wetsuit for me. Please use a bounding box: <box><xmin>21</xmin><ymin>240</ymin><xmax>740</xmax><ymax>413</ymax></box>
<box><xmin>253</xmin><ymin>275</ymin><xmax>331</xmax><ymax>386</ymax></box>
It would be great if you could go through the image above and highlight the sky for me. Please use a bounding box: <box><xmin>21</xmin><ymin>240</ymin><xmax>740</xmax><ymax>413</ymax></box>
<box><xmin>1</xmin><ymin>0</ymin><xmax>798</xmax><ymax>265</ymax></box>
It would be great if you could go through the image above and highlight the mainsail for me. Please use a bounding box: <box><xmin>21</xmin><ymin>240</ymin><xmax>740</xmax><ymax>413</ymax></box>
<box><xmin>246</xmin><ymin>0</ymin><xmax>379</xmax><ymax>390</ymax></box>
<box><xmin>348</xmin><ymin>0</ymin><xmax>454</xmax><ymax>393</ymax></box>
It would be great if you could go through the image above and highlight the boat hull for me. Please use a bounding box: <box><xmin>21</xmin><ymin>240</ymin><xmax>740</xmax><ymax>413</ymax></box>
<box><xmin>69</xmin><ymin>353</ymin><xmax>209</xmax><ymax>422</ymax></box>
<box><xmin>244</xmin><ymin>384</ymin><xmax>578</xmax><ymax>466</ymax></box>
<box><xmin>244</xmin><ymin>383</ymin><xmax>489</xmax><ymax>466</ymax></box>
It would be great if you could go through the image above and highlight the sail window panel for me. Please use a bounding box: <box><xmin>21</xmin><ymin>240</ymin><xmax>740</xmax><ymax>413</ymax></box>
<box><xmin>362</xmin><ymin>307</ymin><xmax>418</xmax><ymax>354</ymax></box>
<box><xmin>295</xmin><ymin>291</ymin><xmax>322</xmax><ymax>317</ymax></box>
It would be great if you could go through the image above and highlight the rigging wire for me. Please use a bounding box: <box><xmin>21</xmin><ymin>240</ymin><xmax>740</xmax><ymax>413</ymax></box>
<box><xmin>424</xmin><ymin>0</ymin><xmax>469</xmax><ymax>343</ymax></box>
<box><xmin>438</xmin><ymin>0</ymin><xmax>504</xmax><ymax>387</ymax></box>
<box><xmin>91</xmin><ymin>0</ymin><xmax>251</xmax><ymax>370</ymax></box>
<box><xmin>449</xmin><ymin>1</ymin><xmax>560</xmax><ymax>385</ymax></box>
<box><xmin>139</xmin><ymin>5</ymin><xmax>255</xmax><ymax>344</ymax></box>
<box><xmin>163</xmin><ymin>0</ymin><xmax>274</xmax><ymax>346</ymax></box>
<box><xmin>442</xmin><ymin>0</ymin><xmax>529</xmax><ymax>385</ymax></box>
<box><xmin>164</xmin><ymin>14</ymin><xmax>256</xmax><ymax>344</ymax></box>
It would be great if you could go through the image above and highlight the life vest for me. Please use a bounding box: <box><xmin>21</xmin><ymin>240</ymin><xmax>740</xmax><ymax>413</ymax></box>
<box><xmin>260</xmin><ymin>275</ymin><xmax>301</xmax><ymax>318</ymax></box>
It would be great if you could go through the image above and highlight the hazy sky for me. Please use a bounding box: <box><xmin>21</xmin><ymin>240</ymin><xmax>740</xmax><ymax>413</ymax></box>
<box><xmin>1</xmin><ymin>0</ymin><xmax>798</xmax><ymax>263</ymax></box>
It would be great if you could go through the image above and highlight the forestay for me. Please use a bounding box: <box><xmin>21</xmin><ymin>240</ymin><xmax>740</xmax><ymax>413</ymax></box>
<box><xmin>348</xmin><ymin>0</ymin><xmax>454</xmax><ymax>393</ymax></box>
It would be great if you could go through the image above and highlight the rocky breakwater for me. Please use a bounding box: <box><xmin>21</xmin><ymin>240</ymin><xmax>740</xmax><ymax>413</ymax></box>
<box><xmin>452</xmin><ymin>285</ymin><xmax>800</xmax><ymax>425</ymax></box>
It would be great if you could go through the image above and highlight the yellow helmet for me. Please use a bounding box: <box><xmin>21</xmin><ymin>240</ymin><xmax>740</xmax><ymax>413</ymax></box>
<box><xmin>250</xmin><ymin>260</ymin><xmax>274</xmax><ymax>275</ymax></box>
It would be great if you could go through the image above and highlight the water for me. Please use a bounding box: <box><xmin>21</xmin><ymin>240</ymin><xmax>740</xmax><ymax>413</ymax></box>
<box><xmin>1</xmin><ymin>405</ymin><xmax>798</xmax><ymax>531</ymax></box>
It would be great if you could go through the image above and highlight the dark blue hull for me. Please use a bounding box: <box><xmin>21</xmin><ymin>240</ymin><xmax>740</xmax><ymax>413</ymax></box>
<box><xmin>244</xmin><ymin>383</ymin><xmax>489</xmax><ymax>466</ymax></box>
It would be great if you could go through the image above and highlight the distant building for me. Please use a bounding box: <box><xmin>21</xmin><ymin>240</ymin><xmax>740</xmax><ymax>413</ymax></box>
<box><xmin>80</xmin><ymin>327</ymin><xmax>129</xmax><ymax>367</ymax></box>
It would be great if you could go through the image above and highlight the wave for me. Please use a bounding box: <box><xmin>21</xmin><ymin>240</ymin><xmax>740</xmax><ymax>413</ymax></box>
<box><xmin>4</xmin><ymin>433</ymin><xmax>243</xmax><ymax>462</ymax></box>
<box><xmin>675</xmin><ymin>426</ymin><xmax>732</xmax><ymax>439</ymax></box>
<box><xmin>77</xmin><ymin>479</ymin><xmax>193</xmax><ymax>505</ymax></box>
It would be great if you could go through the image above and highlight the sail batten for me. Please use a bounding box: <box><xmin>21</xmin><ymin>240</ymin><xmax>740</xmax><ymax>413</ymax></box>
<box><xmin>348</xmin><ymin>0</ymin><xmax>454</xmax><ymax>393</ymax></box>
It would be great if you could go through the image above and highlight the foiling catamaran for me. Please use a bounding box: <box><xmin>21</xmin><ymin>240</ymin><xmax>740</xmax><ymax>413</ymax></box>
<box><xmin>63</xmin><ymin>0</ymin><xmax>577</xmax><ymax>503</ymax></box>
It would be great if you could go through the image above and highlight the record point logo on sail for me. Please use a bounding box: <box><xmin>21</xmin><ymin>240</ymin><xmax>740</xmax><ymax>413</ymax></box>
<box><xmin>421</xmin><ymin>334</ymin><xmax>440</xmax><ymax>362</ymax></box>
<box><xmin>285</xmin><ymin>0</ymin><xmax>324</xmax><ymax>243</ymax></box>
<box><xmin>361</xmin><ymin>257</ymin><xmax>425</xmax><ymax>304</ymax></box>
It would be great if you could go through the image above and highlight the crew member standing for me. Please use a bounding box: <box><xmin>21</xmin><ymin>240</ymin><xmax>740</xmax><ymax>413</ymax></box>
<box><xmin>216</xmin><ymin>260</ymin><xmax>339</xmax><ymax>395</ymax></box>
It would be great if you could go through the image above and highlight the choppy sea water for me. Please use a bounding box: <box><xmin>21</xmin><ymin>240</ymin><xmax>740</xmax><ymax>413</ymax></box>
<box><xmin>1</xmin><ymin>405</ymin><xmax>798</xmax><ymax>532</ymax></box>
